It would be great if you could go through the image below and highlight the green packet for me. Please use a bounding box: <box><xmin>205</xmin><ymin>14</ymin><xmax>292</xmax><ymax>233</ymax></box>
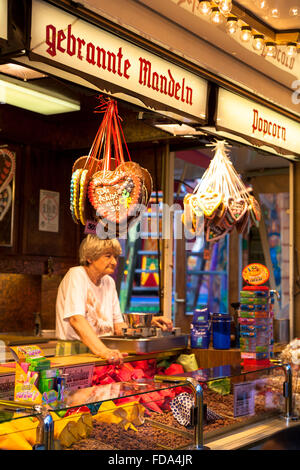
<box><xmin>208</xmin><ymin>378</ymin><xmax>231</xmax><ymax>395</ymax></box>
<box><xmin>176</xmin><ymin>353</ymin><xmax>199</xmax><ymax>372</ymax></box>
<box><xmin>240</xmin><ymin>298</ymin><xmax>267</xmax><ymax>305</ymax></box>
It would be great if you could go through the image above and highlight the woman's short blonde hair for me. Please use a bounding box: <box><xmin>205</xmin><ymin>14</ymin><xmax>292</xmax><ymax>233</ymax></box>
<box><xmin>79</xmin><ymin>235</ymin><xmax>122</xmax><ymax>266</ymax></box>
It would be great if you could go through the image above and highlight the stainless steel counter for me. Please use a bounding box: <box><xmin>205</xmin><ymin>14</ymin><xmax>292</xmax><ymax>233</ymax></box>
<box><xmin>101</xmin><ymin>333</ymin><xmax>189</xmax><ymax>354</ymax></box>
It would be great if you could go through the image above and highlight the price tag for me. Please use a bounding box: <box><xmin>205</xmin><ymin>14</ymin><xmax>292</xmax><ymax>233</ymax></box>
<box><xmin>0</xmin><ymin>374</ymin><xmax>15</xmax><ymax>400</ymax></box>
<box><xmin>233</xmin><ymin>381</ymin><xmax>255</xmax><ymax>418</ymax></box>
<box><xmin>61</xmin><ymin>364</ymin><xmax>94</xmax><ymax>391</ymax></box>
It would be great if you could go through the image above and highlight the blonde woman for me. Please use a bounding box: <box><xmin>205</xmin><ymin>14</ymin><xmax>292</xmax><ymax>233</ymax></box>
<box><xmin>56</xmin><ymin>235</ymin><xmax>172</xmax><ymax>364</ymax></box>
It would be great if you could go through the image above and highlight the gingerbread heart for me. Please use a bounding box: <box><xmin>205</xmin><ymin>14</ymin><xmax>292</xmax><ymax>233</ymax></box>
<box><xmin>227</xmin><ymin>197</ymin><xmax>248</xmax><ymax>223</ymax></box>
<box><xmin>236</xmin><ymin>210</ymin><xmax>250</xmax><ymax>235</ymax></box>
<box><xmin>0</xmin><ymin>149</ymin><xmax>15</xmax><ymax>194</ymax></box>
<box><xmin>88</xmin><ymin>164</ymin><xmax>143</xmax><ymax>225</ymax></box>
<box><xmin>213</xmin><ymin>201</ymin><xmax>226</xmax><ymax>228</ymax></box>
<box><xmin>206</xmin><ymin>222</ymin><xmax>228</xmax><ymax>243</ymax></box>
<box><xmin>189</xmin><ymin>194</ymin><xmax>203</xmax><ymax>218</ymax></box>
<box><xmin>182</xmin><ymin>194</ymin><xmax>195</xmax><ymax>235</ymax></box>
<box><xmin>0</xmin><ymin>184</ymin><xmax>12</xmax><ymax>221</ymax></box>
<box><xmin>197</xmin><ymin>191</ymin><xmax>222</xmax><ymax>218</ymax></box>
<box><xmin>70</xmin><ymin>169</ymin><xmax>82</xmax><ymax>224</ymax></box>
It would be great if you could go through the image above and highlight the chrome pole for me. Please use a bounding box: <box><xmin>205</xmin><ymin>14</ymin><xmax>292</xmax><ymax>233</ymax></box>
<box><xmin>281</xmin><ymin>363</ymin><xmax>298</xmax><ymax>423</ymax></box>
<box><xmin>0</xmin><ymin>399</ymin><xmax>55</xmax><ymax>450</ymax></box>
<box><xmin>154</xmin><ymin>375</ymin><xmax>210</xmax><ymax>450</ymax></box>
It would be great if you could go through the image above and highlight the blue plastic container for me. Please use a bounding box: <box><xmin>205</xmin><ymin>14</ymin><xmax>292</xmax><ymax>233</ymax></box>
<box><xmin>212</xmin><ymin>313</ymin><xmax>231</xmax><ymax>349</ymax></box>
<box><xmin>192</xmin><ymin>307</ymin><xmax>210</xmax><ymax>325</ymax></box>
<box><xmin>190</xmin><ymin>325</ymin><xmax>211</xmax><ymax>349</ymax></box>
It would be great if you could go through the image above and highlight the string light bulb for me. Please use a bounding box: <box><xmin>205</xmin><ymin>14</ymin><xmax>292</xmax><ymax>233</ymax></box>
<box><xmin>257</xmin><ymin>0</ymin><xmax>268</xmax><ymax>9</ymax></box>
<box><xmin>286</xmin><ymin>42</ymin><xmax>297</xmax><ymax>57</ymax></box>
<box><xmin>198</xmin><ymin>1</ymin><xmax>212</xmax><ymax>15</ymax></box>
<box><xmin>210</xmin><ymin>7</ymin><xmax>224</xmax><ymax>25</ymax></box>
<box><xmin>252</xmin><ymin>34</ymin><xmax>265</xmax><ymax>51</ymax></box>
<box><xmin>226</xmin><ymin>17</ymin><xmax>238</xmax><ymax>35</ymax></box>
<box><xmin>270</xmin><ymin>8</ymin><xmax>280</xmax><ymax>18</ymax></box>
<box><xmin>289</xmin><ymin>6</ymin><xmax>300</xmax><ymax>16</ymax></box>
<box><xmin>240</xmin><ymin>26</ymin><xmax>252</xmax><ymax>42</ymax></box>
<box><xmin>218</xmin><ymin>0</ymin><xmax>232</xmax><ymax>15</ymax></box>
<box><xmin>265</xmin><ymin>41</ymin><xmax>277</xmax><ymax>58</ymax></box>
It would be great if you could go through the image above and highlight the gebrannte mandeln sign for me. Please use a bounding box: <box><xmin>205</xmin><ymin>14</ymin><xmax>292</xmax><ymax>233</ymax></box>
<box><xmin>30</xmin><ymin>0</ymin><xmax>208</xmax><ymax>121</ymax></box>
<box><xmin>216</xmin><ymin>88</ymin><xmax>300</xmax><ymax>157</ymax></box>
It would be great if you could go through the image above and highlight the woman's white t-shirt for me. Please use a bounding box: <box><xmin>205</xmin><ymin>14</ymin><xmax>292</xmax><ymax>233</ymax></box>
<box><xmin>55</xmin><ymin>266</ymin><xmax>123</xmax><ymax>340</ymax></box>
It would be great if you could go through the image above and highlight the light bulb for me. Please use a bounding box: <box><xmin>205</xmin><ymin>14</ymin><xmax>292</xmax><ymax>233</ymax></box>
<box><xmin>265</xmin><ymin>42</ymin><xmax>277</xmax><ymax>58</ymax></box>
<box><xmin>240</xmin><ymin>26</ymin><xmax>252</xmax><ymax>42</ymax></box>
<box><xmin>257</xmin><ymin>0</ymin><xmax>268</xmax><ymax>10</ymax></box>
<box><xmin>270</xmin><ymin>8</ymin><xmax>280</xmax><ymax>18</ymax></box>
<box><xmin>210</xmin><ymin>7</ymin><xmax>224</xmax><ymax>25</ymax></box>
<box><xmin>252</xmin><ymin>34</ymin><xmax>265</xmax><ymax>51</ymax></box>
<box><xmin>286</xmin><ymin>42</ymin><xmax>297</xmax><ymax>57</ymax></box>
<box><xmin>219</xmin><ymin>0</ymin><xmax>232</xmax><ymax>15</ymax></box>
<box><xmin>289</xmin><ymin>6</ymin><xmax>300</xmax><ymax>16</ymax></box>
<box><xmin>198</xmin><ymin>1</ymin><xmax>212</xmax><ymax>15</ymax></box>
<box><xmin>226</xmin><ymin>17</ymin><xmax>238</xmax><ymax>35</ymax></box>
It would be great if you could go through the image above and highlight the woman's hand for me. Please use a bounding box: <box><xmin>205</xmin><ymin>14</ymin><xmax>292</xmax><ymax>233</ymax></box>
<box><xmin>114</xmin><ymin>322</ymin><xmax>128</xmax><ymax>336</ymax></box>
<box><xmin>68</xmin><ymin>315</ymin><xmax>128</xmax><ymax>364</ymax></box>
<box><xmin>151</xmin><ymin>316</ymin><xmax>173</xmax><ymax>331</ymax></box>
<box><xmin>100</xmin><ymin>348</ymin><xmax>128</xmax><ymax>365</ymax></box>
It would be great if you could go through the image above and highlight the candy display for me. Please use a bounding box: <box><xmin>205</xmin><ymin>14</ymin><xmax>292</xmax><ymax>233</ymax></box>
<box><xmin>70</xmin><ymin>97</ymin><xmax>153</xmax><ymax>235</ymax></box>
<box><xmin>182</xmin><ymin>141</ymin><xmax>261</xmax><ymax>242</ymax></box>
<box><xmin>11</xmin><ymin>345</ymin><xmax>66</xmax><ymax>406</ymax></box>
<box><xmin>239</xmin><ymin>264</ymin><xmax>275</xmax><ymax>366</ymax></box>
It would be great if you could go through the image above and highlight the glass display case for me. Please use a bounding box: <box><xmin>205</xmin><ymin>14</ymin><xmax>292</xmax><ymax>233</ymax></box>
<box><xmin>0</xmin><ymin>362</ymin><xmax>296</xmax><ymax>450</ymax></box>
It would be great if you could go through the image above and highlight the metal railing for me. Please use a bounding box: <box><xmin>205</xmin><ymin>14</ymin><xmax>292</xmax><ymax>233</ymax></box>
<box><xmin>0</xmin><ymin>399</ymin><xmax>55</xmax><ymax>450</ymax></box>
<box><xmin>154</xmin><ymin>374</ymin><xmax>210</xmax><ymax>450</ymax></box>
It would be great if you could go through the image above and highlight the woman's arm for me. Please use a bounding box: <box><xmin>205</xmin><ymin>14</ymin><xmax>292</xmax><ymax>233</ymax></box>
<box><xmin>69</xmin><ymin>315</ymin><xmax>127</xmax><ymax>363</ymax></box>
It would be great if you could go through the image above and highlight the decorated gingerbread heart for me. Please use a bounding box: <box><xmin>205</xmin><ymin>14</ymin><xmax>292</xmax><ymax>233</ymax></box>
<box><xmin>0</xmin><ymin>184</ymin><xmax>12</xmax><ymax>221</ymax></box>
<box><xmin>227</xmin><ymin>196</ymin><xmax>248</xmax><ymax>223</ymax></box>
<box><xmin>236</xmin><ymin>210</ymin><xmax>250</xmax><ymax>235</ymax></box>
<box><xmin>206</xmin><ymin>222</ymin><xmax>228</xmax><ymax>243</ymax></box>
<box><xmin>197</xmin><ymin>191</ymin><xmax>222</xmax><ymax>218</ymax></box>
<box><xmin>88</xmin><ymin>164</ymin><xmax>144</xmax><ymax>225</ymax></box>
<box><xmin>0</xmin><ymin>149</ymin><xmax>15</xmax><ymax>194</ymax></box>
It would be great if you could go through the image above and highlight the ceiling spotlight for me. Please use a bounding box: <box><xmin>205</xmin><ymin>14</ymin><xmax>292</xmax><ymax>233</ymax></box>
<box><xmin>289</xmin><ymin>6</ymin><xmax>300</xmax><ymax>16</ymax></box>
<box><xmin>286</xmin><ymin>42</ymin><xmax>297</xmax><ymax>57</ymax></box>
<box><xmin>265</xmin><ymin>41</ymin><xmax>277</xmax><ymax>57</ymax></box>
<box><xmin>219</xmin><ymin>0</ymin><xmax>232</xmax><ymax>15</ymax></box>
<box><xmin>198</xmin><ymin>1</ymin><xmax>212</xmax><ymax>15</ymax></box>
<box><xmin>210</xmin><ymin>7</ymin><xmax>224</xmax><ymax>24</ymax></box>
<box><xmin>240</xmin><ymin>26</ymin><xmax>252</xmax><ymax>42</ymax></box>
<box><xmin>270</xmin><ymin>8</ymin><xmax>280</xmax><ymax>18</ymax></box>
<box><xmin>252</xmin><ymin>34</ymin><xmax>265</xmax><ymax>51</ymax></box>
<box><xmin>226</xmin><ymin>16</ymin><xmax>238</xmax><ymax>35</ymax></box>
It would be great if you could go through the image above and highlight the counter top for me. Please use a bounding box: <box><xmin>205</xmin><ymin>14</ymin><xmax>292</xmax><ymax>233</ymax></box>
<box><xmin>206</xmin><ymin>416</ymin><xmax>300</xmax><ymax>450</ymax></box>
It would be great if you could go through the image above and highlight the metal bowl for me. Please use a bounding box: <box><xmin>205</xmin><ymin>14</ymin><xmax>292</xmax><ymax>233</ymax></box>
<box><xmin>123</xmin><ymin>312</ymin><xmax>153</xmax><ymax>328</ymax></box>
